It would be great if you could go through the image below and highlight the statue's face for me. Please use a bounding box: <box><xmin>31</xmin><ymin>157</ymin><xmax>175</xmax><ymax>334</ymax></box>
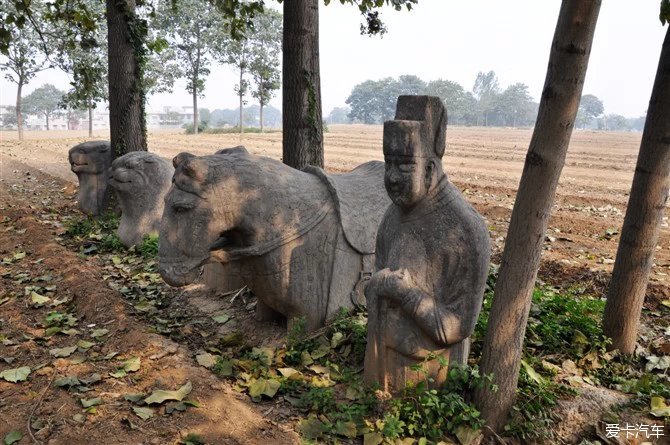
<box><xmin>68</xmin><ymin>141</ymin><xmax>110</xmax><ymax>175</ymax></box>
<box><xmin>109</xmin><ymin>152</ymin><xmax>172</xmax><ymax>196</ymax></box>
<box><xmin>384</xmin><ymin>155</ymin><xmax>430</xmax><ymax>210</ymax></box>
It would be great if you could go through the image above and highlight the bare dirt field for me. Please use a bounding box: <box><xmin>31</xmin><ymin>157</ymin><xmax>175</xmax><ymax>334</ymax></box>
<box><xmin>0</xmin><ymin>125</ymin><xmax>668</xmax><ymax>444</ymax></box>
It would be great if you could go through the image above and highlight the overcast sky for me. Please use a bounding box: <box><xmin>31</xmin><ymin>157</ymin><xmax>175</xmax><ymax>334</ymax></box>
<box><xmin>0</xmin><ymin>1</ymin><xmax>666</xmax><ymax>117</ymax></box>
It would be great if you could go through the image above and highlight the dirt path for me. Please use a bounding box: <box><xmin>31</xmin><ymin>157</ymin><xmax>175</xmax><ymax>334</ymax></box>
<box><xmin>0</xmin><ymin>157</ymin><xmax>298</xmax><ymax>445</ymax></box>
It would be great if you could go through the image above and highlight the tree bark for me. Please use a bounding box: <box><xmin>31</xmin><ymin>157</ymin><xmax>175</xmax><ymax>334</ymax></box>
<box><xmin>106</xmin><ymin>0</ymin><xmax>147</xmax><ymax>159</ymax></box>
<box><xmin>46</xmin><ymin>113</ymin><xmax>50</xmax><ymax>131</ymax></box>
<box><xmin>282</xmin><ymin>0</ymin><xmax>324</xmax><ymax>169</ymax></box>
<box><xmin>16</xmin><ymin>81</ymin><xmax>23</xmax><ymax>141</ymax></box>
<box><xmin>88</xmin><ymin>105</ymin><xmax>93</xmax><ymax>137</ymax></box>
<box><xmin>603</xmin><ymin>27</ymin><xmax>670</xmax><ymax>354</ymax></box>
<box><xmin>474</xmin><ymin>0</ymin><xmax>601</xmax><ymax>433</ymax></box>
<box><xmin>239</xmin><ymin>65</ymin><xmax>244</xmax><ymax>134</ymax></box>
<box><xmin>260</xmin><ymin>100</ymin><xmax>264</xmax><ymax>133</ymax></box>
<box><xmin>193</xmin><ymin>85</ymin><xmax>199</xmax><ymax>135</ymax></box>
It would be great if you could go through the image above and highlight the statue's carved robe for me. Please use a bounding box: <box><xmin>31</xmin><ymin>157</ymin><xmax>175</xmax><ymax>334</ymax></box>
<box><xmin>364</xmin><ymin>177</ymin><xmax>490</xmax><ymax>392</ymax></box>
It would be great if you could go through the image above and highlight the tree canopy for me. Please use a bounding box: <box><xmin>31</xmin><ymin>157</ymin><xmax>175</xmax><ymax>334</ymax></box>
<box><xmin>346</xmin><ymin>73</ymin><xmax>537</xmax><ymax>127</ymax></box>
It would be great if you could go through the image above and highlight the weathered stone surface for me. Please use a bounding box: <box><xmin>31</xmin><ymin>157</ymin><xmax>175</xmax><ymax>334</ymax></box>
<box><xmin>109</xmin><ymin>151</ymin><xmax>174</xmax><ymax>247</ymax></box>
<box><xmin>68</xmin><ymin>141</ymin><xmax>111</xmax><ymax>216</ymax></box>
<box><xmin>364</xmin><ymin>96</ymin><xmax>491</xmax><ymax>392</ymax></box>
<box><xmin>158</xmin><ymin>147</ymin><xmax>390</xmax><ymax>331</ymax></box>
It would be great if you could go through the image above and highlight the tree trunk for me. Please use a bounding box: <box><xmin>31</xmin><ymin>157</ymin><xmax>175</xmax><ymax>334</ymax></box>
<box><xmin>239</xmin><ymin>65</ymin><xmax>244</xmax><ymax>134</ymax></box>
<box><xmin>46</xmin><ymin>113</ymin><xmax>50</xmax><ymax>131</ymax></box>
<box><xmin>474</xmin><ymin>0</ymin><xmax>601</xmax><ymax>433</ymax></box>
<box><xmin>16</xmin><ymin>81</ymin><xmax>23</xmax><ymax>141</ymax></box>
<box><xmin>88</xmin><ymin>105</ymin><xmax>93</xmax><ymax>137</ymax></box>
<box><xmin>260</xmin><ymin>101</ymin><xmax>264</xmax><ymax>133</ymax></box>
<box><xmin>603</xmin><ymin>27</ymin><xmax>670</xmax><ymax>354</ymax></box>
<box><xmin>106</xmin><ymin>0</ymin><xmax>146</xmax><ymax>159</ymax></box>
<box><xmin>282</xmin><ymin>0</ymin><xmax>324</xmax><ymax>169</ymax></box>
<box><xmin>193</xmin><ymin>86</ymin><xmax>199</xmax><ymax>134</ymax></box>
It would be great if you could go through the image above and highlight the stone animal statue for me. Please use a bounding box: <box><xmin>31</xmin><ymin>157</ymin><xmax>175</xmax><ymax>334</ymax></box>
<box><xmin>364</xmin><ymin>96</ymin><xmax>490</xmax><ymax>392</ymax></box>
<box><xmin>108</xmin><ymin>151</ymin><xmax>174</xmax><ymax>247</ymax></box>
<box><xmin>158</xmin><ymin>146</ymin><xmax>390</xmax><ymax>331</ymax></box>
<box><xmin>68</xmin><ymin>141</ymin><xmax>112</xmax><ymax>216</ymax></box>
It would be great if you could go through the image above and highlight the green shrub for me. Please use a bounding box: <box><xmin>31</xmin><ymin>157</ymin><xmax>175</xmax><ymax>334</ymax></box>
<box><xmin>138</xmin><ymin>234</ymin><xmax>159</xmax><ymax>258</ymax></box>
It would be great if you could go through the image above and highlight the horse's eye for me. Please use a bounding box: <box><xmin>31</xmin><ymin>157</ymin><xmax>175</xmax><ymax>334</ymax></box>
<box><xmin>173</xmin><ymin>203</ymin><xmax>193</xmax><ymax>214</ymax></box>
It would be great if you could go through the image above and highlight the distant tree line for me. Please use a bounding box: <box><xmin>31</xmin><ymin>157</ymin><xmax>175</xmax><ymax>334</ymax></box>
<box><xmin>333</xmin><ymin>71</ymin><xmax>646</xmax><ymax>131</ymax></box>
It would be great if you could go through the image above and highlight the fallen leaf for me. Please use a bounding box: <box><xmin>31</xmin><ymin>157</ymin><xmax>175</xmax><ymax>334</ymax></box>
<box><xmin>212</xmin><ymin>313</ymin><xmax>231</xmax><ymax>324</ymax></box>
<box><xmin>334</xmin><ymin>420</ymin><xmax>357</xmax><ymax>438</ymax></box>
<box><xmin>646</xmin><ymin>355</ymin><xmax>670</xmax><ymax>372</ymax></box>
<box><xmin>80</xmin><ymin>397</ymin><xmax>102</xmax><ymax>408</ymax></box>
<box><xmin>55</xmin><ymin>376</ymin><xmax>81</xmax><ymax>388</ymax></box>
<box><xmin>77</xmin><ymin>340</ymin><xmax>95</xmax><ymax>350</ymax></box>
<box><xmin>650</xmin><ymin>397</ymin><xmax>670</xmax><ymax>417</ymax></box>
<box><xmin>144</xmin><ymin>381</ymin><xmax>192</xmax><ymax>405</ymax></box>
<box><xmin>30</xmin><ymin>291</ymin><xmax>50</xmax><ymax>307</ymax></box>
<box><xmin>90</xmin><ymin>329</ymin><xmax>109</xmax><ymax>339</ymax></box>
<box><xmin>124</xmin><ymin>393</ymin><xmax>146</xmax><ymax>403</ymax></box>
<box><xmin>132</xmin><ymin>406</ymin><xmax>155</xmax><ymax>420</ymax></box>
<box><xmin>50</xmin><ymin>346</ymin><xmax>77</xmax><ymax>358</ymax></box>
<box><xmin>3</xmin><ymin>431</ymin><xmax>22</xmax><ymax>445</ymax></box>
<box><xmin>455</xmin><ymin>425</ymin><xmax>482</xmax><ymax>445</ymax></box>
<box><xmin>330</xmin><ymin>332</ymin><xmax>344</xmax><ymax>348</ymax></box>
<box><xmin>297</xmin><ymin>415</ymin><xmax>327</xmax><ymax>440</ymax></box>
<box><xmin>277</xmin><ymin>367</ymin><xmax>301</xmax><ymax>379</ymax></box>
<box><xmin>123</xmin><ymin>357</ymin><xmax>141</xmax><ymax>373</ymax></box>
<box><xmin>363</xmin><ymin>432</ymin><xmax>384</xmax><ymax>445</ymax></box>
<box><xmin>248</xmin><ymin>378</ymin><xmax>280</xmax><ymax>399</ymax></box>
<box><xmin>0</xmin><ymin>366</ymin><xmax>31</xmax><ymax>382</ymax></box>
<box><xmin>196</xmin><ymin>353</ymin><xmax>217</xmax><ymax>369</ymax></box>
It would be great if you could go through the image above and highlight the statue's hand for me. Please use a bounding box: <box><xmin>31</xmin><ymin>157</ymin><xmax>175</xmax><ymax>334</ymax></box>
<box><xmin>375</xmin><ymin>268</ymin><xmax>415</xmax><ymax>301</ymax></box>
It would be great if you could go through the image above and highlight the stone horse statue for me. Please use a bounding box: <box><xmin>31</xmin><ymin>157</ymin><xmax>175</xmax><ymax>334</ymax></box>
<box><xmin>108</xmin><ymin>151</ymin><xmax>174</xmax><ymax>247</ymax></box>
<box><xmin>68</xmin><ymin>141</ymin><xmax>111</xmax><ymax>216</ymax></box>
<box><xmin>158</xmin><ymin>147</ymin><xmax>390</xmax><ymax>331</ymax></box>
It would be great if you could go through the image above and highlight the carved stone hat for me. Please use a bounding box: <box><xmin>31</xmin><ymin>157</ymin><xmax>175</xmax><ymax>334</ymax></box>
<box><xmin>383</xmin><ymin>95</ymin><xmax>448</xmax><ymax>159</ymax></box>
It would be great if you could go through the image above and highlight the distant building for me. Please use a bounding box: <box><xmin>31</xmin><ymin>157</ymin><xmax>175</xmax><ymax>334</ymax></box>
<box><xmin>0</xmin><ymin>104</ymin><xmax>196</xmax><ymax>131</ymax></box>
<box><xmin>147</xmin><ymin>106</ymin><xmax>194</xmax><ymax>129</ymax></box>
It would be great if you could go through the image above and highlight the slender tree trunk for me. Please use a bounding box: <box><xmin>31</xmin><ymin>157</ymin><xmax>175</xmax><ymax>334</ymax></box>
<box><xmin>88</xmin><ymin>104</ymin><xmax>93</xmax><ymax>137</ymax></box>
<box><xmin>46</xmin><ymin>113</ymin><xmax>50</xmax><ymax>131</ymax></box>
<box><xmin>282</xmin><ymin>0</ymin><xmax>324</xmax><ymax>169</ymax></box>
<box><xmin>106</xmin><ymin>0</ymin><xmax>146</xmax><ymax>159</ymax></box>
<box><xmin>16</xmin><ymin>81</ymin><xmax>24</xmax><ymax>141</ymax></box>
<box><xmin>260</xmin><ymin>101</ymin><xmax>264</xmax><ymax>133</ymax></box>
<box><xmin>474</xmin><ymin>0</ymin><xmax>601</xmax><ymax>432</ymax></box>
<box><xmin>239</xmin><ymin>65</ymin><xmax>244</xmax><ymax>134</ymax></box>
<box><xmin>603</xmin><ymin>27</ymin><xmax>670</xmax><ymax>354</ymax></box>
<box><xmin>193</xmin><ymin>85</ymin><xmax>199</xmax><ymax>135</ymax></box>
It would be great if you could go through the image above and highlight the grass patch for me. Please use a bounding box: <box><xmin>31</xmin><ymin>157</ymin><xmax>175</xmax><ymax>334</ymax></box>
<box><xmin>64</xmin><ymin>213</ymin><xmax>124</xmax><ymax>254</ymax></box>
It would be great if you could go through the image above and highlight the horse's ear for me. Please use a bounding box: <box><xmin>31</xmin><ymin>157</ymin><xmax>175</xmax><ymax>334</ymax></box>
<box><xmin>215</xmin><ymin>146</ymin><xmax>248</xmax><ymax>156</ymax></box>
<box><xmin>182</xmin><ymin>157</ymin><xmax>209</xmax><ymax>183</ymax></box>
<box><xmin>173</xmin><ymin>152</ymin><xmax>195</xmax><ymax>169</ymax></box>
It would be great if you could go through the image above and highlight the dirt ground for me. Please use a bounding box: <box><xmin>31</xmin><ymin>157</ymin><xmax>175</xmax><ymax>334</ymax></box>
<box><xmin>0</xmin><ymin>125</ymin><xmax>668</xmax><ymax>444</ymax></box>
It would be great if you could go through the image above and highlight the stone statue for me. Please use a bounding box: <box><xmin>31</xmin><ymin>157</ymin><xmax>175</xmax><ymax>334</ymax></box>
<box><xmin>158</xmin><ymin>147</ymin><xmax>391</xmax><ymax>331</ymax></box>
<box><xmin>109</xmin><ymin>151</ymin><xmax>174</xmax><ymax>247</ymax></box>
<box><xmin>364</xmin><ymin>96</ymin><xmax>490</xmax><ymax>392</ymax></box>
<box><xmin>68</xmin><ymin>141</ymin><xmax>112</xmax><ymax>216</ymax></box>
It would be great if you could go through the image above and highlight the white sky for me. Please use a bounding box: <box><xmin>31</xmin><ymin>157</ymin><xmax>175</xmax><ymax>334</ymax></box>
<box><xmin>0</xmin><ymin>1</ymin><xmax>666</xmax><ymax>117</ymax></box>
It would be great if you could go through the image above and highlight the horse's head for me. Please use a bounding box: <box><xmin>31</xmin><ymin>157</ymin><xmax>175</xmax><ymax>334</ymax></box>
<box><xmin>109</xmin><ymin>152</ymin><xmax>173</xmax><ymax>198</ymax></box>
<box><xmin>158</xmin><ymin>147</ymin><xmax>257</xmax><ymax>287</ymax></box>
<box><xmin>69</xmin><ymin>141</ymin><xmax>111</xmax><ymax>175</ymax></box>
<box><xmin>68</xmin><ymin>141</ymin><xmax>111</xmax><ymax>216</ymax></box>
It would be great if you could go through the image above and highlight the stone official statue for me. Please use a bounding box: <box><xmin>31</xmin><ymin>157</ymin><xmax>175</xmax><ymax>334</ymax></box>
<box><xmin>364</xmin><ymin>96</ymin><xmax>490</xmax><ymax>392</ymax></box>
